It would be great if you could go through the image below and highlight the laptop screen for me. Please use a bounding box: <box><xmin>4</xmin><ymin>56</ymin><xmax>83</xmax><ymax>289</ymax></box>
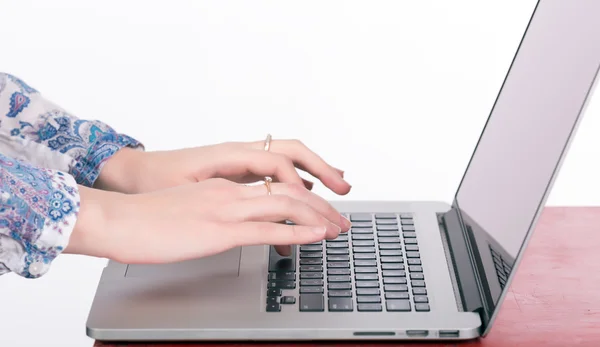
<box><xmin>452</xmin><ymin>0</ymin><xmax>600</xmax><ymax>328</ymax></box>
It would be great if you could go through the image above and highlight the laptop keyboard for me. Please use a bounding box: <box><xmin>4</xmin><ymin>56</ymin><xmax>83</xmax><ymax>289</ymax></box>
<box><xmin>489</xmin><ymin>246</ymin><xmax>513</xmax><ymax>289</ymax></box>
<box><xmin>266</xmin><ymin>213</ymin><xmax>430</xmax><ymax>313</ymax></box>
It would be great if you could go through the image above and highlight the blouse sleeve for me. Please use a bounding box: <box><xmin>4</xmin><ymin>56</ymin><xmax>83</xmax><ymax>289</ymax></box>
<box><xmin>0</xmin><ymin>72</ymin><xmax>142</xmax><ymax>187</ymax></box>
<box><xmin>0</xmin><ymin>152</ymin><xmax>79</xmax><ymax>278</ymax></box>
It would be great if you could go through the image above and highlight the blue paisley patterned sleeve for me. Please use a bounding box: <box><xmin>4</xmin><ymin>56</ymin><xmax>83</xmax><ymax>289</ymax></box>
<box><xmin>0</xmin><ymin>72</ymin><xmax>143</xmax><ymax>187</ymax></box>
<box><xmin>0</xmin><ymin>153</ymin><xmax>79</xmax><ymax>278</ymax></box>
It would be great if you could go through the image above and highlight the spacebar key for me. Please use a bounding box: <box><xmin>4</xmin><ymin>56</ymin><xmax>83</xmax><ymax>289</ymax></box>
<box><xmin>300</xmin><ymin>294</ymin><xmax>325</xmax><ymax>312</ymax></box>
<box><xmin>269</xmin><ymin>245</ymin><xmax>296</xmax><ymax>272</ymax></box>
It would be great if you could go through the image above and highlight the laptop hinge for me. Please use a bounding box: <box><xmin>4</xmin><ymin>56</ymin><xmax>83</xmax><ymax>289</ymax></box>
<box><xmin>439</xmin><ymin>209</ymin><xmax>485</xmax><ymax>316</ymax></box>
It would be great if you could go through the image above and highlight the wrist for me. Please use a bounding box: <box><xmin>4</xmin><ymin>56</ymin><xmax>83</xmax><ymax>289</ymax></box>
<box><xmin>95</xmin><ymin>147</ymin><xmax>146</xmax><ymax>194</ymax></box>
<box><xmin>65</xmin><ymin>185</ymin><xmax>127</xmax><ymax>259</ymax></box>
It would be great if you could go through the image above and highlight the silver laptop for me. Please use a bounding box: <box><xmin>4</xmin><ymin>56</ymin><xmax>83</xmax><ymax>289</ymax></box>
<box><xmin>86</xmin><ymin>0</ymin><xmax>600</xmax><ymax>341</ymax></box>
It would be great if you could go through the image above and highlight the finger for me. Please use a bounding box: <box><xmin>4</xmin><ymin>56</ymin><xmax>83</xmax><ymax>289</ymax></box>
<box><xmin>221</xmin><ymin>150</ymin><xmax>304</xmax><ymax>186</ymax></box>
<box><xmin>249</xmin><ymin>139</ymin><xmax>351</xmax><ymax>195</ymax></box>
<box><xmin>240</xmin><ymin>182</ymin><xmax>352</xmax><ymax>232</ymax></box>
<box><xmin>221</xmin><ymin>194</ymin><xmax>341</xmax><ymax>241</ymax></box>
<box><xmin>231</xmin><ymin>221</ymin><xmax>327</xmax><ymax>252</ymax></box>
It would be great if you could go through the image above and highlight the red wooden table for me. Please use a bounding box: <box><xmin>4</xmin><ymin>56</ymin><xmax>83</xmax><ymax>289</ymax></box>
<box><xmin>95</xmin><ymin>207</ymin><xmax>600</xmax><ymax>347</ymax></box>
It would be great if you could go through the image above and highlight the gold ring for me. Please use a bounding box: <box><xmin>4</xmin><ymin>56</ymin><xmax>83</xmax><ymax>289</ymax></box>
<box><xmin>264</xmin><ymin>177</ymin><xmax>272</xmax><ymax>195</ymax></box>
<box><xmin>264</xmin><ymin>134</ymin><xmax>272</xmax><ymax>152</ymax></box>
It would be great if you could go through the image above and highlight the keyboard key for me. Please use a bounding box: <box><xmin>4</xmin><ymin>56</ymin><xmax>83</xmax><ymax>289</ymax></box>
<box><xmin>404</xmin><ymin>238</ymin><xmax>418</xmax><ymax>245</ymax></box>
<box><xmin>352</xmin><ymin>222</ymin><xmax>373</xmax><ymax>228</ymax></box>
<box><xmin>300</xmin><ymin>265</ymin><xmax>323</xmax><ymax>272</ymax></box>
<box><xmin>410</xmin><ymin>273</ymin><xmax>425</xmax><ymax>280</ymax></box>
<box><xmin>377</xmin><ymin>225</ymin><xmax>399</xmax><ymax>231</ymax></box>
<box><xmin>355</xmin><ymin>260</ymin><xmax>377</xmax><ymax>267</ymax></box>
<box><xmin>357</xmin><ymin>296</ymin><xmax>381</xmax><ymax>303</ymax></box>
<box><xmin>406</xmin><ymin>252</ymin><xmax>421</xmax><ymax>258</ymax></box>
<box><xmin>267</xmin><ymin>296</ymin><xmax>278</xmax><ymax>304</ymax></box>
<box><xmin>300</xmin><ymin>245</ymin><xmax>322</xmax><ymax>252</ymax></box>
<box><xmin>268</xmin><ymin>272</ymin><xmax>295</xmax><ymax>281</ymax></box>
<box><xmin>300</xmin><ymin>294</ymin><xmax>324</xmax><ymax>312</ymax></box>
<box><xmin>268</xmin><ymin>245</ymin><xmax>296</xmax><ymax>273</ymax></box>
<box><xmin>353</xmin><ymin>241</ymin><xmax>375</xmax><ymax>247</ymax></box>
<box><xmin>385</xmin><ymin>292</ymin><xmax>409</xmax><ymax>300</ymax></box>
<box><xmin>411</xmin><ymin>280</ymin><xmax>426</xmax><ymax>287</ymax></box>
<box><xmin>327</xmin><ymin>262</ymin><xmax>350</xmax><ymax>268</ymax></box>
<box><xmin>402</xmin><ymin>225</ymin><xmax>416</xmax><ymax>231</ymax></box>
<box><xmin>415</xmin><ymin>303</ymin><xmax>430</xmax><ymax>312</ymax></box>
<box><xmin>358</xmin><ymin>303</ymin><xmax>383</xmax><ymax>312</ymax></box>
<box><xmin>378</xmin><ymin>237</ymin><xmax>401</xmax><ymax>243</ymax></box>
<box><xmin>413</xmin><ymin>288</ymin><xmax>428</xmax><ymax>295</ymax></box>
<box><xmin>328</xmin><ymin>275</ymin><xmax>351</xmax><ymax>282</ymax></box>
<box><xmin>379</xmin><ymin>243</ymin><xmax>402</xmax><ymax>250</ymax></box>
<box><xmin>352</xmin><ymin>234</ymin><xmax>374</xmax><ymax>240</ymax></box>
<box><xmin>376</xmin><ymin>219</ymin><xmax>397</xmax><ymax>225</ymax></box>
<box><xmin>409</xmin><ymin>266</ymin><xmax>423</xmax><ymax>272</ymax></box>
<box><xmin>301</xmin><ymin>272</ymin><xmax>323</xmax><ymax>279</ymax></box>
<box><xmin>350</xmin><ymin>214</ymin><xmax>372</xmax><ymax>222</ymax></box>
<box><xmin>399</xmin><ymin>213</ymin><xmax>413</xmax><ymax>219</ymax></box>
<box><xmin>327</xmin><ymin>248</ymin><xmax>349</xmax><ymax>255</ymax></box>
<box><xmin>266</xmin><ymin>303</ymin><xmax>281</xmax><ymax>312</ymax></box>
<box><xmin>386</xmin><ymin>300</ymin><xmax>411</xmax><ymax>312</ymax></box>
<box><xmin>382</xmin><ymin>270</ymin><xmax>406</xmax><ymax>277</ymax></box>
<box><xmin>355</xmin><ymin>281</ymin><xmax>379</xmax><ymax>288</ymax></box>
<box><xmin>353</xmin><ymin>247</ymin><xmax>376</xmax><ymax>253</ymax></box>
<box><xmin>384</xmin><ymin>285</ymin><xmax>408</xmax><ymax>292</ymax></box>
<box><xmin>281</xmin><ymin>296</ymin><xmax>296</xmax><ymax>304</ymax></box>
<box><xmin>354</xmin><ymin>267</ymin><xmax>378</xmax><ymax>273</ymax></box>
<box><xmin>414</xmin><ymin>296</ymin><xmax>429</xmax><ymax>303</ymax></box>
<box><xmin>329</xmin><ymin>283</ymin><xmax>352</xmax><ymax>290</ymax></box>
<box><xmin>300</xmin><ymin>279</ymin><xmax>324</xmax><ymax>286</ymax></box>
<box><xmin>405</xmin><ymin>245</ymin><xmax>419</xmax><ymax>251</ymax></box>
<box><xmin>379</xmin><ymin>249</ymin><xmax>402</xmax><ymax>256</ymax></box>
<box><xmin>408</xmin><ymin>259</ymin><xmax>422</xmax><ymax>265</ymax></box>
<box><xmin>328</xmin><ymin>290</ymin><xmax>352</xmax><ymax>297</ymax></box>
<box><xmin>300</xmin><ymin>258</ymin><xmax>322</xmax><ymax>265</ymax></box>
<box><xmin>330</xmin><ymin>235</ymin><xmax>349</xmax><ymax>242</ymax></box>
<box><xmin>377</xmin><ymin>231</ymin><xmax>400</xmax><ymax>237</ymax></box>
<box><xmin>327</xmin><ymin>255</ymin><xmax>350</xmax><ymax>262</ymax></box>
<box><xmin>351</xmin><ymin>228</ymin><xmax>373</xmax><ymax>234</ymax></box>
<box><xmin>383</xmin><ymin>277</ymin><xmax>407</xmax><ymax>284</ymax></box>
<box><xmin>354</xmin><ymin>253</ymin><xmax>376</xmax><ymax>260</ymax></box>
<box><xmin>375</xmin><ymin>213</ymin><xmax>396</xmax><ymax>219</ymax></box>
<box><xmin>400</xmin><ymin>219</ymin><xmax>414</xmax><ymax>225</ymax></box>
<box><xmin>327</xmin><ymin>242</ymin><xmax>349</xmax><ymax>249</ymax></box>
<box><xmin>267</xmin><ymin>288</ymin><xmax>282</xmax><ymax>296</ymax></box>
<box><xmin>355</xmin><ymin>274</ymin><xmax>379</xmax><ymax>281</ymax></box>
<box><xmin>328</xmin><ymin>268</ymin><xmax>351</xmax><ymax>276</ymax></box>
<box><xmin>329</xmin><ymin>298</ymin><xmax>353</xmax><ymax>312</ymax></box>
<box><xmin>382</xmin><ymin>263</ymin><xmax>404</xmax><ymax>270</ymax></box>
<box><xmin>356</xmin><ymin>288</ymin><xmax>381</xmax><ymax>295</ymax></box>
<box><xmin>403</xmin><ymin>232</ymin><xmax>417</xmax><ymax>238</ymax></box>
<box><xmin>380</xmin><ymin>256</ymin><xmax>404</xmax><ymax>263</ymax></box>
<box><xmin>268</xmin><ymin>281</ymin><xmax>295</xmax><ymax>289</ymax></box>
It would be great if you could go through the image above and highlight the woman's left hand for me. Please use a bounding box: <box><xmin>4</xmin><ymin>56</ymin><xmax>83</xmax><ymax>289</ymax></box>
<box><xmin>96</xmin><ymin>138</ymin><xmax>351</xmax><ymax>196</ymax></box>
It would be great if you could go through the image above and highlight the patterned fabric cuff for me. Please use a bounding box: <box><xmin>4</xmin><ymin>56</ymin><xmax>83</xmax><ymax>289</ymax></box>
<box><xmin>0</xmin><ymin>153</ymin><xmax>80</xmax><ymax>278</ymax></box>
<box><xmin>0</xmin><ymin>73</ymin><xmax>143</xmax><ymax>188</ymax></box>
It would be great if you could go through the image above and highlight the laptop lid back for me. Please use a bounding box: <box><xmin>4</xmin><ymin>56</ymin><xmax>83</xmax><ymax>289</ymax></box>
<box><xmin>451</xmin><ymin>0</ymin><xmax>600</xmax><ymax>335</ymax></box>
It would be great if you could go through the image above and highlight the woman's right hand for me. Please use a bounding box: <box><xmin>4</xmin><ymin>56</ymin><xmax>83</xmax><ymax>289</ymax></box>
<box><xmin>66</xmin><ymin>178</ymin><xmax>351</xmax><ymax>263</ymax></box>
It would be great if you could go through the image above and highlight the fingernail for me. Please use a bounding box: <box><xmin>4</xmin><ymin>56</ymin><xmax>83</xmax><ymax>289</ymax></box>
<box><xmin>341</xmin><ymin>215</ymin><xmax>352</xmax><ymax>230</ymax></box>
<box><xmin>312</xmin><ymin>226</ymin><xmax>327</xmax><ymax>235</ymax></box>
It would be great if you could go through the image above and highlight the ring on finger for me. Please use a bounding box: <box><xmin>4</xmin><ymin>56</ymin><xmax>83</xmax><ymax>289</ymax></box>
<box><xmin>264</xmin><ymin>177</ymin><xmax>272</xmax><ymax>196</ymax></box>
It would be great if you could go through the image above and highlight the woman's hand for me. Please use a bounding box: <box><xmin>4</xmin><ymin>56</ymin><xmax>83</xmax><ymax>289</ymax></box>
<box><xmin>67</xmin><ymin>178</ymin><xmax>351</xmax><ymax>262</ymax></box>
<box><xmin>95</xmin><ymin>138</ymin><xmax>351</xmax><ymax>196</ymax></box>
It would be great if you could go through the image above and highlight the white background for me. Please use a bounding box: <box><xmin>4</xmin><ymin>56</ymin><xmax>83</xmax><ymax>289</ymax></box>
<box><xmin>1</xmin><ymin>1</ymin><xmax>599</xmax><ymax>346</ymax></box>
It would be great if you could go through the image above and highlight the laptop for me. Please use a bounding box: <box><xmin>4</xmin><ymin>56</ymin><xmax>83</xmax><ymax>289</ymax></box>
<box><xmin>86</xmin><ymin>0</ymin><xmax>600</xmax><ymax>341</ymax></box>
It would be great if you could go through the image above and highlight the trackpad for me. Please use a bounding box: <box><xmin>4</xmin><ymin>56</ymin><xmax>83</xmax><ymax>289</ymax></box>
<box><xmin>124</xmin><ymin>247</ymin><xmax>242</xmax><ymax>279</ymax></box>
